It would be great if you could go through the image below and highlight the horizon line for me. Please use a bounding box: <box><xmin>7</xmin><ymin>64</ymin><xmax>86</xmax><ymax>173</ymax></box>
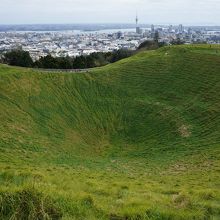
<box><xmin>0</xmin><ymin>23</ymin><xmax>220</xmax><ymax>27</ymax></box>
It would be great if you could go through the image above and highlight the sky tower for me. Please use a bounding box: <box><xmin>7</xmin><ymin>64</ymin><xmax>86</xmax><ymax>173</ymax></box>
<box><xmin>136</xmin><ymin>13</ymin><xmax>138</xmax><ymax>27</ymax></box>
<box><xmin>135</xmin><ymin>13</ymin><xmax>141</xmax><ymax>34</ymax></box>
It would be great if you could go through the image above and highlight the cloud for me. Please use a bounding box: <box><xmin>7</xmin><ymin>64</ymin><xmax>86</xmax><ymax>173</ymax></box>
<box><xmin>1</xmin><ymin>0</ymin><xmax>220</xmax><ymax>25</ymax></box>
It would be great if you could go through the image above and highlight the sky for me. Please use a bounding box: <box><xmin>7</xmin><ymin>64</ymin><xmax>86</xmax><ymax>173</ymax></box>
<box><xmin>1</xmin><ymin>0</ymin><xmax>220</xmax><ymax>25</ymax></box>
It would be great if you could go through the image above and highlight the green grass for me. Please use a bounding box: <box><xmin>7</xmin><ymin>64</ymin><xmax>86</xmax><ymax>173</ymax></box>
<box><xmin>0</xmin><ymin>45</ymin><xmax>220</xmax><ymax>219</ymax></box>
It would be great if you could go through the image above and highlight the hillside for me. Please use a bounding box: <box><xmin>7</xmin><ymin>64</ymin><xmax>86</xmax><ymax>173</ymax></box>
<box><xmin>0</xmin><ymin>45</ymin><xmax>220</xmax><ymax>219</ymax></box>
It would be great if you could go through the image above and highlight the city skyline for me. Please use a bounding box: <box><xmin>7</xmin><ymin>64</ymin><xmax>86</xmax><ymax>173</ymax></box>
<box><xmin>1</xmin><ymin>0</ymin><xmax>220</xmax><ymax>25</ymax></box>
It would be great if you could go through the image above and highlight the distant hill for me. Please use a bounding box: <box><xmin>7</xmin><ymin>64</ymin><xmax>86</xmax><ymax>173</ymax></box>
<box><xmin>0</xmin><ymin>45</ymin><xmax>220</xmax><ymax>220</ymax></box>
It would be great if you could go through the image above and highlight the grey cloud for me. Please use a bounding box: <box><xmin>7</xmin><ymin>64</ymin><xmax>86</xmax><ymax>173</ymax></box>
<box><xmin>0</xmin><ymin>0</ymin><xmax>220</xmax><ymax>25</ymax></box>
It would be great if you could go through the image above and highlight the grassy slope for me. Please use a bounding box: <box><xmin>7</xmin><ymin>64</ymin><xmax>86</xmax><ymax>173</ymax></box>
<box><xmin>0</xmin><ymin>45</ymin><xmax>220</xmax><ymax>219</ymax></box>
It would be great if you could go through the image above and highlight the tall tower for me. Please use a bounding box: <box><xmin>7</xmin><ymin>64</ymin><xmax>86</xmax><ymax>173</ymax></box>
<box><xmin>136</xmin><ymin>13</ymin><xmax>138</xmax><ymax>27</ymax></box>
<box><xmin>135</xmin><ymin>13</ymin><xmax>141</xmax><ymax>34</ymax></box>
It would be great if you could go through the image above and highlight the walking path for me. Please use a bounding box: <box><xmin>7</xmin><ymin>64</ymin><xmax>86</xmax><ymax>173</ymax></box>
<box><xmin>34</xmin><ymin>68</ymin><xmax>90</xmax><ymax>73</ymax></box>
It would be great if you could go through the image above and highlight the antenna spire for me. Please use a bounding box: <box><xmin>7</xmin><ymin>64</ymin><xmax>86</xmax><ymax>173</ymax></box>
<box><xmin>136</xmin><ymin>12</ymin><xmax>138</xmax><ymax>26</ymax></box>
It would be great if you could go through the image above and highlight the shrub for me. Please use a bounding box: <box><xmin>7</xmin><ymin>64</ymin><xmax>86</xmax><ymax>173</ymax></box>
<box><xmin>81</xmin><ymin>195</ymin><xmax>94</xmax><ymax>208</ymax></box>
<box><xmin>3</xmin><ymin>49</ymin><xmax>33</xmax><ymax>67</ymax></box>
<box><xmin>0</xmin><ymin>188</ymin><xmax>62</xmax><ymax>220</ymax></box>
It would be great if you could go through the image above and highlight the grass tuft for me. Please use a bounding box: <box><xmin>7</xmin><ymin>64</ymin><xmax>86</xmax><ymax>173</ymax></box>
<box><xmin>0</xmin><ymin>187</ymin><xmax>62</xmax><ymax>220</ymax></box>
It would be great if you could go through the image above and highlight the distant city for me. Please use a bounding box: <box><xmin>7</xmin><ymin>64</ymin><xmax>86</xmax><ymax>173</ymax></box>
<box><xmin>0</xmin><ymin>21</ymin><xmax>220</xmax><ymax>61</ymax></box>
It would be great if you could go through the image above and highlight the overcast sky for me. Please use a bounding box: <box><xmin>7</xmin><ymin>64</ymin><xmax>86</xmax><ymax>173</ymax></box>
<box><xmin>1</xmin><ymin>0</ymin><xmax>220</xmax><ymax>25</ymax></box>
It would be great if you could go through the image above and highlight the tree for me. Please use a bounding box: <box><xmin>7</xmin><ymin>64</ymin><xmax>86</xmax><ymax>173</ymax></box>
<box><xmin>34</xmin><ymin>55</ymin><xmax>59</xmax><ymax>69</ymax></box>
<box><xmin>170</xmin><ymin>38</ymin><xmax>185</xmax><ymax>45</ymax></box>
<box><xmin>72</xmin><ymin>56</ymin><xmax>87</xmax><ymax>69</ymax></box>
<box><xmin>3</xmin><ymin>48</ymin><xmax>135</xmax><ymax>70</ymax></box>
<box><xmin>3</xmin><ymin>49</ymin><xmax>33</xmax><ymax>67</ymax></box>
<box><xmin>110</xmin><ymin>49</ymin><xmax>134</xmax><ymax>63</ymax></box>
<box><xmin>57</xmin><ymin>56</ymin><xmax>73</xmax><ymax>69</ymax></box>
<box><xmin>85</xmin><ymin>56</ymin><xmax>96</xmax><ymax>68</ymax></box>
<box><xmin>138</xmin><ymin>40</ymin><xmax>159</xmax><ymax>50</ymax></box>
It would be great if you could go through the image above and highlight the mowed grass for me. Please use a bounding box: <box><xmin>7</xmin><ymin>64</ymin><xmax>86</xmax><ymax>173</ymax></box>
<box><xmin>0</xmin><ymin>45</ymin><xmax>220</xmax><ymax>219</ymax></box>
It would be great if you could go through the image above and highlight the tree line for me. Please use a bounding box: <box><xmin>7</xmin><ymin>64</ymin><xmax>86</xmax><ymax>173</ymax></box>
<box><xmin>0</xmin><ymin>39</ymin><xmax>179</xmax><ymax>69</ymax></box>
<box><xmin>0</xmin><ymin>49</ymin><xmax>134</xmax><ymax>69</ymax></box>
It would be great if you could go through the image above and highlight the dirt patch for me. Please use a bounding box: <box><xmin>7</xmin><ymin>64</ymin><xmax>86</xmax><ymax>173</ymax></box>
<box><xmin>8</xmin><ymin>123</ymin><xmax>28</xmax><ymax>134</ymax></box>
<box><xmin>178</xmin><ymin>124</ymin><xmax>191</xmax><ymax>138</ymax></box>
<box><xmin>172</xmin><ymin>194</ymin><xmax>192</xmax><ymax>209</ymax></box>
